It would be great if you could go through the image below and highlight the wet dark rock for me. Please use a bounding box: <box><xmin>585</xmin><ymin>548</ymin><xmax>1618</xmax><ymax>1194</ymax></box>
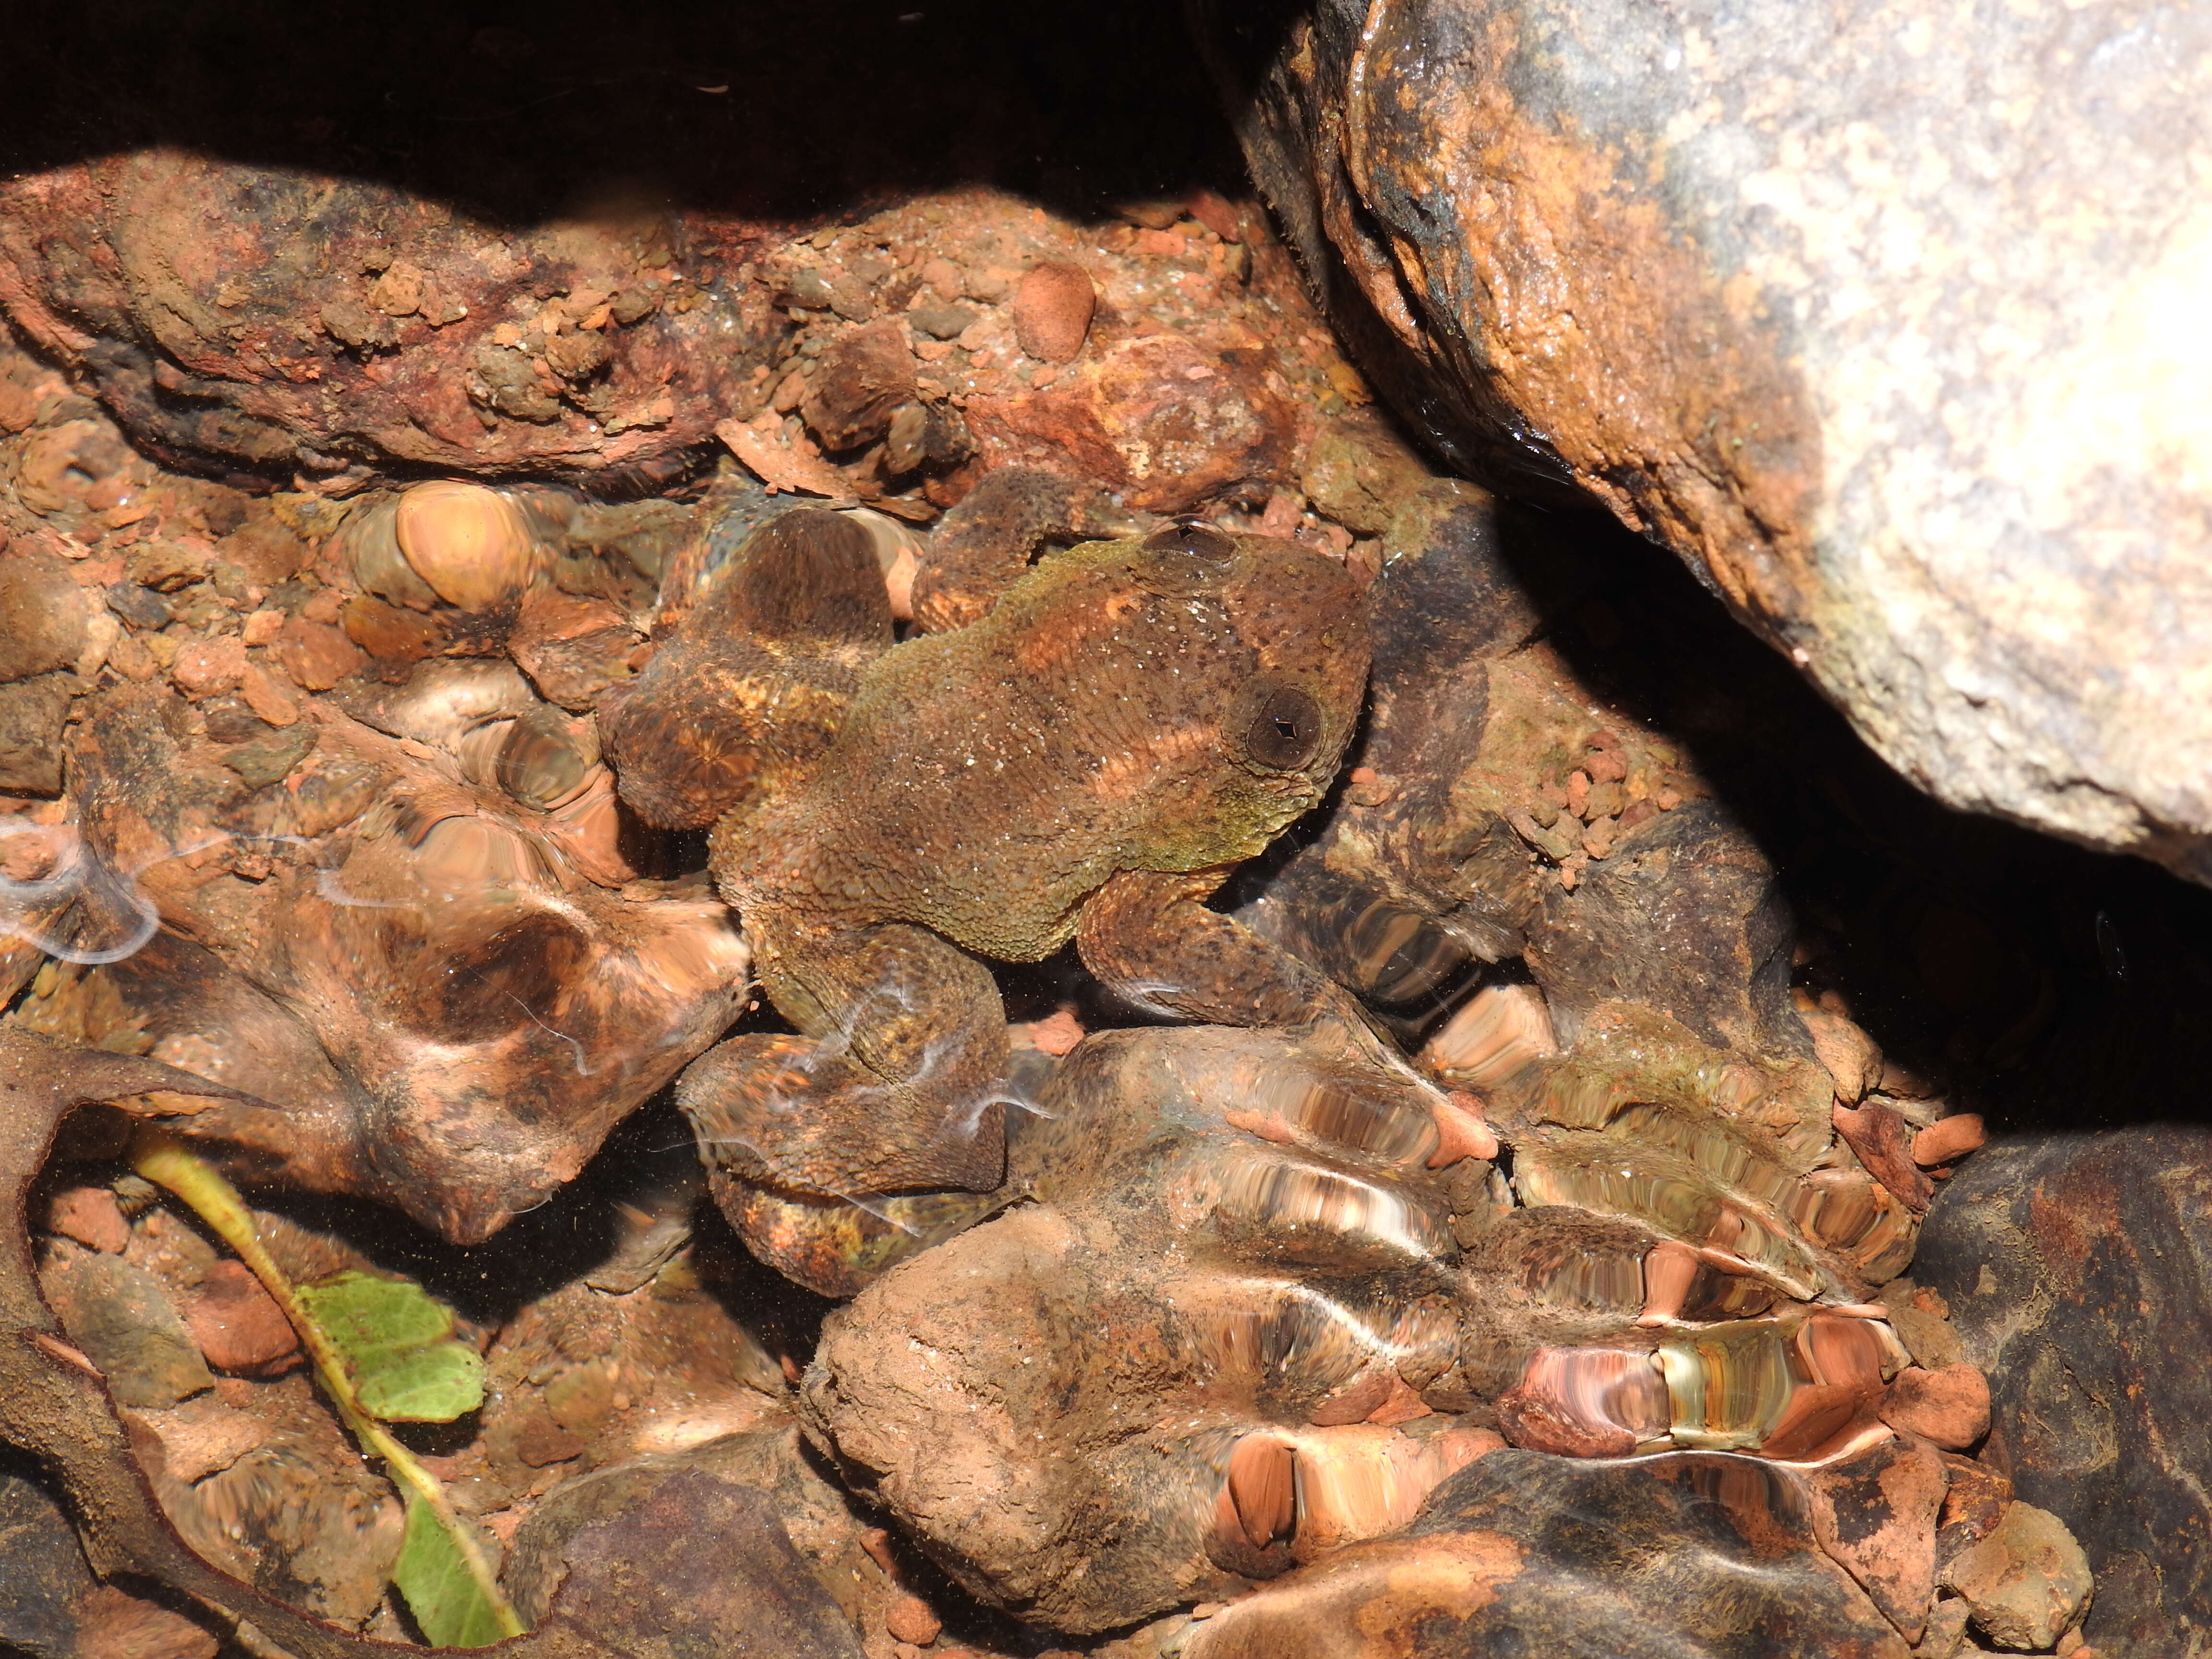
<box><xmin>1916</xmin><ymin>1127</ymin><xmax>2212</xmax><ymax>1657</ymax></box>
<box><xmin>1195</xmin><ymin>0</ymin><xmax>2212</xmax><ymax>883</ymax></box>
<box><xmin>1524</xmin><ymin>796</ymin><xmax>1801</xmax><ymax>1057</ymax></box>
<box><xmin>0</xmin><ymin>1467</ymin><xmax>217</xmax><ymax>1659</ymax></box>
<box><xmin>800</xmin><ymin>319</ymin><xmax>918</xmax><ymax>452</ymax></box>
<box><xmin>1238</xmin><ymin>426</ymin><xmax>1807</xmax><ymax>1064</ymax></box>
<box><xmin>806</xmin><ymin>1017</ymin><xmax>1919</xmax><ymax>1634</ymax></box>
<box><xmin>38</xmin><ymin>1250</ymin><xmax>213</xmax><ymax>1408</ymax></box>
<box><xmin>106</xmin><ymin>584</ymin><xmax>174</xmax><ymax>631</ymax></box>
<box><xmin>506</xmin><ymin>1429</ymin><xmax>875</xmax><ymax>1658</ymax></box>
<box><xmin>0</xmin><ymin>1467</ymin><xmax>99</xmax><ymax>1659</ymax></box>
<box><xmin>0</xmin><ymin>675</ymin><xmax>71</xmax><ymax>794</ymax></box>
<box><xmin>1180</xmin><ymin>1450</ymin><xmax>1909</xmax><ymax>1659</ymax></box>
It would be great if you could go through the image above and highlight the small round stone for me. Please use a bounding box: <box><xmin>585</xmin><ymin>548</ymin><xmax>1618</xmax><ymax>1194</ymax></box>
<box><xmin>1011</xmin><ymin>263</ymin><xmax>1095</xmax><ymax>365</ymax></box>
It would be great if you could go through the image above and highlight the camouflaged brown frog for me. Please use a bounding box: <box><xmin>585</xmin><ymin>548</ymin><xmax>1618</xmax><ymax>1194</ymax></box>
<box><xmin>602</xmin><ymin>470</ymin><xmax>1372</xmax><ymax>1288</ymax></box>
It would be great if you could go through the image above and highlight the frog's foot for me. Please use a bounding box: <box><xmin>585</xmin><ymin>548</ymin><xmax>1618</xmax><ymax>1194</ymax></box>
<box><xmin>599</xmin><ymin>508</ymin><xmax>891</xmax><ymax>830</ymax></box>
<box><xmin>678</xmin><ymin>1030</ymin><xmax>1014</xmax><ymax>1286</ymax></box>
<box><xmin>1078</xmin><ymin>866</ymin><xmax>1370</xmax><ymax>1028</ymax></box>
<box><xmin>714</xmin><ymin>1179</ymin><xmax>1005</xmax><ymax>1298</ymax></box>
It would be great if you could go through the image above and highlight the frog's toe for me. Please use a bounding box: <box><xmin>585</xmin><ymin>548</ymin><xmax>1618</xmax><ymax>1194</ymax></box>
<box><xmin>713</xmin><ymin>1180</ymin><xmax>1004</xmax><ymax>1298</ymax></box>
<box><xmin>680</xmin><ymin>1032</ymin><xmax>1007</xmax><ymax>1190</ymax></box>
<box><xmin>677</xmin><ymin>1030</ymin><xmax>1010</xmax><ymax>1288</ymax></box>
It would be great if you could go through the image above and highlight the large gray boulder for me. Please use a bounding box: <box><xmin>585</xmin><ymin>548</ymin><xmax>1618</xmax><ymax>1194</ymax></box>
<box><xmin>1200</xmin><ymin>0</ymin><xmax>2212</xmax><ymax>879</ymax></box>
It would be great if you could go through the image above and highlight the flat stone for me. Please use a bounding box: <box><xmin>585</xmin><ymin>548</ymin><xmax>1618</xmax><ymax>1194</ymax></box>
<box><xmin>180</xmin><ymin>1259</ymin><xmax>299</xmax><ymax>1374</ymax></box>
<box><xmin>1805</xmin><ymin>1435</ymin><xmax>1948</xmax><ymax>1643</ymax></box>
<box><xmin>505</xmin><ymin>1453</ymin><xmax>867</xmax><ymax>1658</ymax></box>
<box><xmin>46</xmin><ymin>1185</ymin><xmax>130</xmax><ymax>1254</ymax></box>
<box><xmin>0</xmin><ymin>675</ymin><xmax>70</xmax><ymax>794</ymax></box>
<box><xmin>0</xmin><ymin>548</ymin><xmax>88</xmax><ymax>683</ymax></box>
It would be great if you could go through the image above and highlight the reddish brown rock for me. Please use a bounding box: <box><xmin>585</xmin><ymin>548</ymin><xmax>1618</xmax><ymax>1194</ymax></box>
<box><xmin>0</xmin><ymin>547</ymin><xmax>89</xmax><ymax>683</ymax></box>
<box><xmin>965</xmin><ymin>333</ymin><xmax>1298</xmax><ymax>512</ymax></box>
<box><xmin>180</xmin><ymin>1260</ymin><xmax>299</xmax><ymax>1376</ymax></box>
<box><xmin>1879</xmin><ymin>1364</ymin><xmax>1990</xmax><ymax>1451</ymax></box>
<box><xmin>508</xmin><ymin>589</ymin><xmax>640</xmax><ymax>712</ymax></box>
<box><xmin>73</xmin><ymin>1584</ymin><xmax>219</xmax><ymax>1659</ymax></box>
<box><xmin>1913</xmin><ymin>1114</ymin><xmax>1988</xmax><ymax>1167</ymax></box>
<box><xmin>0</xmin><ymin>151</ymin><xmax>781</xmax><ymax>481</ymax></box>
<box><xmin>339</xmin><ymin>595</ymin><xmax>444</xmax><ymax>665</ymax></box>
<box><xmin>801</xmin><ymin>319</ymin><xmax>918</xmax><ymax>452</ymax></box>
<box><xmin>0</xmin><ymin>676</ymin><xmax>71</xmax><ymax>794</ymax></box>
<box><xmin>884</xmin><ymin>1594</ymin><xmax>941</xmax><ymax>1646</ymax></box>
<box><xmin>270</xmin><ymin>616</ymin><xmax>361</xmax><ymax>691</ymax></box>
<box><xmin>1011</xmin><ymin>263</ymin><xmax>1097</xmax><ymax>364</ymax></box>
<box><xmin>167</xmin><ymin>636</ymin><xmax>245</xmax><ymax>700</ymax></box>
<box><xmin>1834</xmin><ymin>1099</ymin><xmax>1936</xmax><ymax>1212</ymax></box>
<box><xmin>1803</xmin><ymin>1434</ymin><xmax>1947</xmax><ymax>1642</ymax></box>
<box><xmin>46</xmin><ymin>1185</ymin><xmax>131</xmax><ymax>1254</ymax></box>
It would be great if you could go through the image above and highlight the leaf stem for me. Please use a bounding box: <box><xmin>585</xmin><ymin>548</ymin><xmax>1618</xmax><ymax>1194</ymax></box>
<box><xmin>131</xmin><ymin>1132</ymin><xmax>525</xmax><ymax>1640</ymax></box>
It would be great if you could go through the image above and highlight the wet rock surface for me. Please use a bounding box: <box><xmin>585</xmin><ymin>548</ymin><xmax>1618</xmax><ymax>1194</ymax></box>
<box><xmin>1196</xmin><ymin>0</ymin><xmax>2212</xmax><ymax>885</ymax></box>
<box><xmin>1918</xmin><ymin>1128</ymin><xmax>2212</xmax><ymax>1657</ymax></box>
<box><xmin>1178</xmin><ymin>1451</ymin><xmax>1911</xmax><ymax>1659</ymax></box>
<box><xmin>0</xmin><ymin>9</ymin><xmax>2196</xmax><ymax>1658</ymax></box>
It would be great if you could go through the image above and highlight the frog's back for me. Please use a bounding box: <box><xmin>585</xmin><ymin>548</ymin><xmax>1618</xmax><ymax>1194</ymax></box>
<box><xmin>730</xmin><ymin>531</ymin><xmax>1371</xmax><ymax>963</ymax></box>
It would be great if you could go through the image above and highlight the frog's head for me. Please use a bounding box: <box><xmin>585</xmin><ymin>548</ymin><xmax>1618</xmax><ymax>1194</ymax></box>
<box><xmin>1100</xmin><ymin>519</ymin><xmax>1374</xmax><ymax>866</ymax></box>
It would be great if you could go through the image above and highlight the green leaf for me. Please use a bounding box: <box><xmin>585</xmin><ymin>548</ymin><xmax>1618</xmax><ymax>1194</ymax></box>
<box><xmin>294</xmin><ymin>1271</ymin><xmax>485</xmax><ymax>1423</ymax></box>
<box><xmin>394</xmin><ymin>1494</ymin><xmax>510</xmax><ymax>1648</ymax></box>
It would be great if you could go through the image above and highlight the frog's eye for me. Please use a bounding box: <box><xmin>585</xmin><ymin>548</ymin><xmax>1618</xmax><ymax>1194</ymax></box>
<box><xmin>1143</xmin><ymin>519</ymin><xmax>1238</xmax><ymax>562</ymax></box>
<box><xmin>1245</xmin><ymin>685</ymin><xmax>1324</xmax><ymax>770</ymax></box>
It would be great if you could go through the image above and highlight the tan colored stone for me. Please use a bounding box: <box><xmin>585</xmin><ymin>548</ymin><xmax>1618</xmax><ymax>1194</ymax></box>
<box><xmin>1943</xmin><ymin>1501</ymin><xmax>2092</xmax><ymax>1651</ymax></box>
<box><xmin>1803</xmin><ymin>1007</ymin><xmax>1883</xmax><ymax>1103</ymax></box>
<box><xmin>1914</xmin><ymin>1114</ymin><xmax>1988</xmax><ymax>1166</ymax></box>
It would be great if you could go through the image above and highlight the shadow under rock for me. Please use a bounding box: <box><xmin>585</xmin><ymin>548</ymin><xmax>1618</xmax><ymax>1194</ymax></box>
<box><xmin>0</xmin><ymin>0</ymin><xmax>1247</xmax><ymax>230</ymax></box>
<box><xmin>1479</xmin><ymin>493</ymin><xmax>2212</xmax><ymax>1135</ymax></box>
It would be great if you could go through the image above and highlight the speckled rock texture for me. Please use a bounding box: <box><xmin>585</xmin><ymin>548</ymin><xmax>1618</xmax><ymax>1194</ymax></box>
<box><xmin>1178</xmin><ymin>1450</ymin><xmax>1910</xmax><ymax>1659</ymax></box>
<box><xmin>0</xmin><ymin>150</ymin><xmax>780</xmax><ymax>482</ymax></box>
<box><xmin>1915</xmin><ymin>1127</ymin><xmax>2212</xmax><ymax>1658</ymax></box>
<box><xmin>1198</xmin><ymin>0</ymin><xmax>2212</xmax><ymax>881</ymax></box>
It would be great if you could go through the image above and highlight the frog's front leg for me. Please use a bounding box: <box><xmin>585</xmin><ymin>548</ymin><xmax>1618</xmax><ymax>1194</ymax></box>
<box><xmin>910</xmin><ymin>466</ymin><xmax>1118</xmax><ymax>632</ymax></box>
<box><xmin>1076</xmin><ymin>866</ymin><xmax>1364</xmax><ymax>1027</ymax></box>
<box><xmin>678</xmin><ymin>916</ymin><xmax>1012</xmax><ymax>1202</ymax></box>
